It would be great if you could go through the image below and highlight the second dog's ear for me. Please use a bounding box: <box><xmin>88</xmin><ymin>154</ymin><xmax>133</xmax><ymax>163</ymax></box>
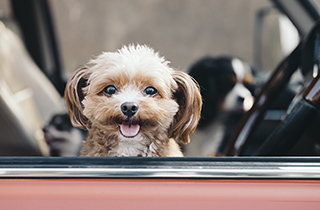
<box><xmin>169</xmin><ymin>71</ymin><xmax>202</xmax><ymax>144</ymax></box>
<box><xmin>64</xmin><ymin>67</ymin><xmax>91</xmax><ymax>130</ymax></box>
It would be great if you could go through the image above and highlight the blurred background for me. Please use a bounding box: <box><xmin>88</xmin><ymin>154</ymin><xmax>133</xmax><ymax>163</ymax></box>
<box><xmin>50</xmin><ymin>0</ymin><xmax>270</xmax><ymax>75</ymax></box>
<box><xmin>1</xmin><ymin>0</ymin><xmax>318</xmax><ymax>156</ymax></box>
<box><xmin>52</xmin><ymin>0</ymin><xmax>271</xmax><ymax>75</ymax></box>
<box><xmin>0</xmin><ymin>0</ymin><xmax>273</xmax><ymax>74</ymax></box>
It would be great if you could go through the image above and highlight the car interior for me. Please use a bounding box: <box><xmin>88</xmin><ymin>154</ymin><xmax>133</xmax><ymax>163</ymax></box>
<box><xmin>0</xmin><ymin>2</ymin><xmax>63</xmax><ymax>156</ymax></box>
<box><xmin>1</xmin><ymin>0</ymin><xmax>320</xmax><ymax>158</ymax></box>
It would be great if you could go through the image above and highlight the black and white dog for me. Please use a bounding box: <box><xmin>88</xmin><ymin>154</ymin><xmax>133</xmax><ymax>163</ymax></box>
<box><xmin>184</xmin><ymin>56</ymin><xmax>256</xmax><ymax>156</ymax></box>
<box><xmin>43</xmin><ymin>113</ymin><xmax>87</xmax><ymax>156</ymax></box>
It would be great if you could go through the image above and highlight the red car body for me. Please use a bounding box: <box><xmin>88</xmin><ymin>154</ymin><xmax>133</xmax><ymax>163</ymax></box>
<box><xmin>1</xmin><ymin>179</ymin><xmax>320</xmax><ymax>209</ymax></box>
<box><xmin>0</xmin><ymin>1</ymin><xmax>320</xmax><ymax>209</ymax></box>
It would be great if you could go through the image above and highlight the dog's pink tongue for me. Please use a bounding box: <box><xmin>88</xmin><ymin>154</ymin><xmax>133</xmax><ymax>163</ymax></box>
<box><xmin>120</xmin><ymin>124</ymin><xmax>140</xmax><ymax>137</ymax></box>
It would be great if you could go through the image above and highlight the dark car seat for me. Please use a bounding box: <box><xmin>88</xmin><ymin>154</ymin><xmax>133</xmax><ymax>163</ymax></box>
<box><xmin>0</xmin><ymin>20</ymin><xmax>63</xmax><ymax>155</ymax></box>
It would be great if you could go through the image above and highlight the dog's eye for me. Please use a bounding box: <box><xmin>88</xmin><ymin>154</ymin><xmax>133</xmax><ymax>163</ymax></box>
<box><xmin>104</xmin><ymin>85</ymin><xmax>117</xmax><ymax>96</ymax></box>
<box><xmin>144</xmin><ymin>86</ymin><xmax>158</xmax><ymax>96</ymax></box>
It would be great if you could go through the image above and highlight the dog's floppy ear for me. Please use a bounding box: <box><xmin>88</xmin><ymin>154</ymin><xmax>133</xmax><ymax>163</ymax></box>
<box><xmin>169</xmin><ymin>71</ymin><xmax>202</xmax><ymax>144</ymax></box>
<box><xmin>64</xmin><ymin>67</ymin><xmax>91</xmax><ymax>130</ymax></box>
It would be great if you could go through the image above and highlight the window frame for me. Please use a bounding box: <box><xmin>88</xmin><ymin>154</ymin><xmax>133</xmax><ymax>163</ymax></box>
<box><xmin>0</xmin><ymin>157</ymin><xmax>319</xmax><ymax>179</ymax></box>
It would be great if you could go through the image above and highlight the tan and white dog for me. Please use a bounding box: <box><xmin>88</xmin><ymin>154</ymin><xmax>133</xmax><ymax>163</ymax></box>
<box><xmin>65</xmin><ymin>45</ymin><xmax>202</xmax><ymax>157</ymax></box>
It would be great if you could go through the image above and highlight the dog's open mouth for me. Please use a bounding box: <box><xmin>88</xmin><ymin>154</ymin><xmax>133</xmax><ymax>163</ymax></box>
<box><xmin>119</xmin><ymin>122</ymin><xmax>140</xmax><ymax>138</ymax></box>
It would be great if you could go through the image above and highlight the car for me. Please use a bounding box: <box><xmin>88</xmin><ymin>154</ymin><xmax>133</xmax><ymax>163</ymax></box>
<box><xmin>0</xmin><ymin>0</ymin><xmax>320</xmax><ymax>209</ymax></box>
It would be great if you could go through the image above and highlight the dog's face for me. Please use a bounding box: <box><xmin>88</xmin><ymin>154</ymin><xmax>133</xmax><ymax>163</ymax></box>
<box><xmin>43</xmin><ymin>114</ymin><xmax>85</xmax><ymax>156</ymax></box>
<box><xmin>65</xmin><ymin>45</ymin><xmax>202</xmax><ymax>146</ymax></box>
<box><xmin>82</xmin><ymin>48</ymin><xmax>180</xmax><ymax>142</ymax></box>
<box><xmin>221</xmin><ymin>58</ymin><xmax>254</xmax><ymax>112</ymax></box>
<box><xmin>189</xmin><ymin>56</ymin><xmax>255</xmax><ymax>128</ymax></box>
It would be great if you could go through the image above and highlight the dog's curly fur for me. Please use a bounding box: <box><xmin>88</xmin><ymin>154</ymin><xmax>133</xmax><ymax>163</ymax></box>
<box><xmin>65</xmin><ymin>45</ymin><xmax>202</xmax><ymax>157</ymax></box>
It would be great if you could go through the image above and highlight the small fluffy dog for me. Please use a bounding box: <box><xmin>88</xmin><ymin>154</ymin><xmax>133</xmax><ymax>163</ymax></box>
<box><xmin>43</xmin><ymin>113</ymin><xmax>87</xmax><ymax>156</ymax></box>
<box><xmin>184</xmin><ymin>56</ymin><xmax>255</xmax><ymax>156</ymax></box>
<box><xmin>65</xmin><ymin>45</ymin><xmax>202</xmax><ymax>157</ymax></box>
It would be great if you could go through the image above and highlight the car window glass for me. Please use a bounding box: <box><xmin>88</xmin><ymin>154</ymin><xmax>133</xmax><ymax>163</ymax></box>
<box><xmin>50</xmin><ymin>0</ymin><xmax>270</xmax><ymax>76</ymax></box>
<box><xmin>1</xmin><ymin>0</ymin><xmax>319</xmax><ymax>157</ymax></box>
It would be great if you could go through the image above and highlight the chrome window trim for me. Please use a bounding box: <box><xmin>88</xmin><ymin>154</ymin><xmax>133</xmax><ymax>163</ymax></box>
<box><xmin>0</xmin><ymin>157</ymin><xmax>319</xmax><ymax>179</ymax></box>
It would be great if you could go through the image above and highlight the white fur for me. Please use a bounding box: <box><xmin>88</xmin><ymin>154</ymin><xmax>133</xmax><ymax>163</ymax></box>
<box><xmin>223</xmin><ymin>58</ymin><xmax>254</xmax><ymax>112</ymax></box>
<box><xmin>222</xmin><ymin>83</ymin><xmax>254</xmax><ymax>112</ymax></box>
<box><xmin>114</xmin><ymin>85</ymin><xmax>144</xmax><ymax>104</ymax></box>
<box><xmin>108</xmin><ymin>135</ymin><xmax>151</xmax><ymax>157</ymax></box>
<box><xmin>87</xmin><ymin>45</ymin><xmax>175</xmax><ymax>98</ymax></box>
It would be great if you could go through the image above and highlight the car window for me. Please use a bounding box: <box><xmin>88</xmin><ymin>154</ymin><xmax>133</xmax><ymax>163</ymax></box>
<box><xmin>49</xmin><ymin>0</ymin><xmax>270</xmax><ymax>157</ymax></box>
<box><xmin>1</xmin><ymin>0</ymin><xmax>320</xmax><ymax>157</ymax></box>
<box><xmin>50</xmin><ymin>0</ymin><xmax>270</xmax><ymax>75</ymax></box>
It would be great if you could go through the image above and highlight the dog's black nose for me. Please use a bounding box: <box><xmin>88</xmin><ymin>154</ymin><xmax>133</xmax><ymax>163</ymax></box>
<box><xmin>121</xmin><ymin>102</ymin><xmax>139</xmax><ymax>117</ymax></box>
